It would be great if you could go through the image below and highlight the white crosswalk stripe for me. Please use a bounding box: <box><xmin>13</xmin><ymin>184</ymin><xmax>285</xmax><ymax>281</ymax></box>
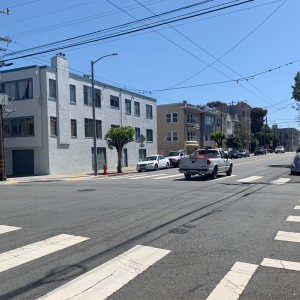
<box><xmin>0</xmin><ymin>234</ymin><xmax>89</xmax><ymax>273</ymax></box>
<box><xmin>294</xmin><ymin>206</ymin><xmax>300</xmax><ymax>210</ymax></box>
<box><xmin>236</xmin><ymin>176</ymin><xmax>262</xmax><ymax>183</ymax></box>
<box><xmin>152</xmin><ymin>174</ymin><xmax>183</xmax><ymax>179</ymax></box>
<box><xmin>274</xmin><ymin>231</ymin><xmax>300</xmax><ymax>243</ymax></box>
<box><xmin>36</xmin><ymin>245</ymin><xmax>170</xmax><ymax>300</ymax></box>
<box><xmin>0</xmin><ymin>225</ymin><xmax>21</xmax><ymax>235</ymax></box>
<box><xmin>271</xmin><ymin>178</ymin><xmax>291</xmax><ymax>185</ymax></box>
<box><xmin>286</xmin><ymin>216</ymin><xmax>300</xmax><ymax>222</ymax></box>
<box><xmin>261</xmin><ymin>258</ymin><xmax>300</xmax><ymax>272</ymax></box>
<box><xmin>127</xmin><ymin>173</ymin><xmax>167</xmax><ymax>180</ymax></box>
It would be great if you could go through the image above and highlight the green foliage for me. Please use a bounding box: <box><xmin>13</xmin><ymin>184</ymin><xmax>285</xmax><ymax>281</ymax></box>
<box><xmin>210</xmin><ymin>131</ymin><xmax>226</xmax><ymax>148</ymax></box>
<box><xmin>291</xmin><ymin>71</ymin><xmax>300</xmax><ymax>105</ymax></box>
<box><xmin>234</xmin><ymin>122</ymin><xmax>251</xmax><ymax>148</ymax></box>
<box><xmin>206</xmin><ymin>101</ymin><xmax>227</xmax><ymax>108</ymax></box>
<box><xmin>255</xmin><ymin>125</ymin><xmax>279</xmax><ymax>148</ymax></box>
<box><xmin>251</xmin><ymin>107</ymin><xmax>268</xmax><ymax>136</ymax></box>
<box><xmin>225</xmin><ymin>134</ymin><xmax>242</xmax><ymax>150</ymax></box>
<box><xmin>104</xmin><ymin>126</ymin><xmax>135</xmax><ymax>173</ymax></box>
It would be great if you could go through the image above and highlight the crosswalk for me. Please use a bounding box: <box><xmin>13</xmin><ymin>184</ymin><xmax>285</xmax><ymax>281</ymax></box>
<box><xmin>0</xmin><ymin>225</ymin><xmax>171</xmax><ymax>300</ymax></box>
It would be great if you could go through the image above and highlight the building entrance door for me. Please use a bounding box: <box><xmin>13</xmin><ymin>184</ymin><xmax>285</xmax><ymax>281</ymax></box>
<box><xmin>92</xmin><ymin>147</ymin><xmax>106</xmax><ymax>170</ymax></box>
<box><xmin>13</xmin><ymin>149</ymin><xmax>34</xmax><ymax>175</ymax></box>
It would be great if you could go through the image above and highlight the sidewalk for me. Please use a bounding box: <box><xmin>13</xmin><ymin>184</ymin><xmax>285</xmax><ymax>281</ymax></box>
<box><xmin>2</xmin><ymin>166</ymin><xmax>138</xmax><ymax>184</ymax></box>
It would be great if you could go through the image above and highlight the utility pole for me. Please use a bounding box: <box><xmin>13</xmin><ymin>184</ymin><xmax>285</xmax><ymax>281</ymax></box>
<box><xmin>264</xmin><ymin>116</ymin><xmax>267</xmax><ymax>149</ymax></box>
<box><xmin>220</xmin><ymin>105</ymin><xmax>223</xmax><ymax>132</ymax></box>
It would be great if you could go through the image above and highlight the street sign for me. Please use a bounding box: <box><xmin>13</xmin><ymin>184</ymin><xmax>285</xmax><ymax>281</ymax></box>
<box><xmin>139</xmin><ymin>143</ymin><xmax>145</xmax><ymax>148</ymax></box>
<box><xmin>138</xmin><ymin>134</ymin><xmax>146</xmax><ymax>144</ymax></box>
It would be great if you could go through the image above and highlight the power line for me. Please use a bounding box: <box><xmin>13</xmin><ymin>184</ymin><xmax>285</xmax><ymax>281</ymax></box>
<box><xmin>8</xmin><ymin>0</ymin><xmax>41</xmax><ymax>9</ymax></box>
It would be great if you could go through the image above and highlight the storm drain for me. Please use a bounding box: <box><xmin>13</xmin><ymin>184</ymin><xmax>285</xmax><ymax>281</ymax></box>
<box><xmin>169</xmin><ymin>228</ymin><xmax>188</xmax><ymax>234</ymax></box>
<box><xmin>77</xmin><ymin>189</ymin><xmax>96</xmax><ymax>192</ymax></box>
<box><xmin>183</xmin><ymin>224</ymin><xmax>196</xmax><ymax>229</ymax></box>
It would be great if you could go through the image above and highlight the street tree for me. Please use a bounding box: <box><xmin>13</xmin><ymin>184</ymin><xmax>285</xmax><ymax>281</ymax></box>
<box><xmin>225</xmin><ymin>134</ymin><xmax>242</xmax><ymax>150</ymax></box>
<box><xmin>210</xmin><ymin>131</ymin><xmax>226</xmax><ymax>148</ymax></box>
<box><xmin>255</xmin><ymin>125</ymin><xmax>280</xmax><ymax>148</ymax></box>
<box><xmin>234</xmin><ymin>122</ymin><xmax>251</xmax><ymax>148</ymax></box>
<box><xmin>206</xmin><ymin>101</ymin><xmax>227</xmax><ymax>108</ymax></box>
<box><xmin>291</xmin><ymin>71</ymin><xmax>300</xmax><ymax>123</ymax></box>
<box><xmin>251</xmin><ymin>107</ymin><xmax>268</xmax><ymax>136</ymax></box>
<box><xmin>104</xmin><ymin>126</ymin><xmax>135</xmax><ymax>173</ymax></box>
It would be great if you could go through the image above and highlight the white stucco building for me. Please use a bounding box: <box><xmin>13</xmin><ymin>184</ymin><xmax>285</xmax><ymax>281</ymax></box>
<box><xmin>0</xmin><ymin>54</ymin><xmax>157</xmax><ymax>175</ymax></box>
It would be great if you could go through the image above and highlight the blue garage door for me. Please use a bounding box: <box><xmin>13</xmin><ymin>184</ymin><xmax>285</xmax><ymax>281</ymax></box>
<box><xmin>13</xmin><ymin>150</ymin><xmax>34</xmax><ymax>175</ymax></box>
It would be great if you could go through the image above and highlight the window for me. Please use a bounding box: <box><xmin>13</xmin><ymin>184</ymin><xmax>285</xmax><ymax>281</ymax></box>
<box><xmin>50</xmin><ymin>117</ymin><xmax>57</xmax><ymax>136</ymax></box>
<box><xmin>71</xmin><ymin>119</ymin><xmax>77</xmax><ymax>137</ymax></box>
<box><xmin>84</xmin><ymin>118</ymin><xmax>102</xmax><ymax>138</ymax></box>
<box><xmin>166</xmin><ymin>113</ymin><xmax>178</xmax><ymax>123</ymax></box>
<box><xmin>139</xmin><ymin>149</ymin><xmax>146</xmax><ymax>161</ymax></box>
<box><xmin>49</xmin><ymin>79</ymin><xmax>56</xmax><ymax>99</ymax></box>
<box><xmin>166</xmin><ymin>132</ymin><xmax>178</xmax><ymax>142</ymax></box>
<box><xmin>134</xmin><ymin>101</ymin><xmax>140</xmax><ymax>116</ymax></box>
<box><xmin>146</xmin><ymin>104</ymin><xmax>153</xmax><ymax>118</ymax></box>
<box><xmin>110</xmin><ymin>95</ymin><xmax>119</xmax><ymax>108</ymax></box>
<box><xmin>172</xmin><ymin>113</ymin><xmax>178</xmax><ymax>123</ymax></box>
<box><xmin>204</xmin><ymin>115</ymin><xmax>214</xmax><ymax>125</ymax></box>
<box><xmin>166</xmin><ymin>113</ymin><xmax>171</xmax><ymax>123</ymax></box>
<box><xmin>70</xmin><ymin>84</ymin><xmax>76</xmax><ymax>103</ymax></box>
<box><xmin>135</xmin><ymin>127</ymin><xmax>140</xmax><ymax>141</ymax></box>
<box><xmin>125</xmin><ymin>99</ymin><xmax>131</xmax><ymax>114</ymax></box>
<box><xmin>217</xmin><ymin>119</ymin><xmax>221</xmax><ymax>126</ymax></box>
<box><xmin>111</xmin><ymin>125</ymin><xmax>120</xmax><ymax>129</ymax></box>
<box><xmin>227</xmin><ymin>121</ymin><xmax>231</xmax><ymax>129</ymax></box>
<box><xmin>84</xmin><ymin>86</ymin><xmax>101</xmax><ymax>107</ymax></box>
<box><xmin>242</xmin><ymin>111</ymin><xmax>245</xmax><ymax>117</ymax></box>
<box><xmin>205</xmin><ymin>133</ymin><xmax>209</xmax><ymax>142</ymax></box>
<box><xmin>146</xmin><ymin>129</ymin><xmax>153</xmax><ymax>142</ymax></box>
<box><xmin>3</xmin><ymin>117</ymin><xmax>34</xmax><ymax>138</ymax></box>
<box><xmin>187</xmin><ymin>113</ymin><xmax>196</xmax><ymax>123</ymax></box>
<box><xmin>2</xmin><ymin>79</ymin><xmax>33</xmax><ymax>100</ymax></box>
<box><xmin>187</xmin><ymin>132</ymin><xmax>197</xmax><ymax>141</ymax></box>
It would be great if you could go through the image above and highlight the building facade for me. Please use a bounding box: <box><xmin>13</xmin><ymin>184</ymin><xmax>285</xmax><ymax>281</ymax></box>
<box><xmin>273</xmin><ymin>125</ymin><xmax>299</xmax><ymax>152</ymax></box>
<box><xmin>0</xmin><ymin>55</ymin><xmax>157</xmax><ymax>175</ymax></box>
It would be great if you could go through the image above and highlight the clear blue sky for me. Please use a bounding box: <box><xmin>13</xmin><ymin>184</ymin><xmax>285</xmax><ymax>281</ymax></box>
<box><xmin>1</xmin><ymin>0</ymin><xmax>299</xmax><ymax>129</ymax></box>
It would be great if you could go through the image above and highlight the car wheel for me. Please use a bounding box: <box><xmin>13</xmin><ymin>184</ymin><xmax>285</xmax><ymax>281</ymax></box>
<box><xmin>226</xmin><ymin>165</ymin><xmax>232</xmax><ymax>176</ymax></box>
<box><xmin>210</xmin><ymin>167</ymin><xmax>218</xmax><ymax>180</ymax></box>
<box><xmin>155</xmin><ymin>164</ymin><xmax>158</xmax><ymax>171</ymax></box>
<box><xmin>184</xmin><ymin>174</ymin><xmax>191</xmax><ymax>180</ymax></box>
<box><xmin>291</xmin><ymin>171</ymin><xmax>295</xmax><ymax>175</ymax></box>
<box><xmin>166</xmin><ymin>162</ymin><xmax>169</xmax><ymax>169</ymax></box>
<box><xmin>138</xmin><ymin>170</ymin><xmax>142</xmax><ymax>173</ymax></box>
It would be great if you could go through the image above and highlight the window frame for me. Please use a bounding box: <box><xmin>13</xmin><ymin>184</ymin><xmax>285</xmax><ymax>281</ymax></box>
<box><xmin>50</xmin><ymin>116</ymin><xmax>57</xmax><ymax>136</ymax></box>
<box><xmin>84</xmin><ymin>118</ymin><xmax>102</xmax><ymax>138</ymax></box>
<box><xmin>187</xmin><ymin>131</ymin><xmax>197</xmax><ymax>141</ymax></box>
<box><xmin>146</xmin><ymin>129</ymin><xmax>153</xmax><ymax>142</ymax></box>
<box><xmin>146</xmin><ymin>104</ymin><xmax>153</xmax><ymax>119</ymax></box>
<box><xmin>70</xmin><ymin>84</ymin><xmax>76</xmax><ymax>104</ymax></box>
<box><xmin>110</xmin><ymin>95</ymin><xmax>119</xmax><ymax>109</ymax></box>
<box><xmin>134</xmin><ymin>101</ymin><xmax>140</xmax><ymax>117</ymax></box>
<box><xmin>204</xmin><ymin>115</ymin><xmax>214</xmax><ymax>126</ymax></box>
<box><xmin>135</xmin><ymin>127</ymin><xmax>141</xmax><ymax>141</ymax></box>
<box><xmin>1</xmin><ymin>78</ymin><xmax>33</xmax><ymax>101</ymax></box>
<box><xmin>187</xmin><ymin>113</ymin><xmax>197</xmax><ymax>124</ymax></box>
<box><xmin>217</xmin><ymin>119</ymin><xmax>221</xmax><ymax>127</ymax></box>
<box><xmin>172</xmin><ymin>112</ymin><xmax>178</xmax><ymax>123</ymax></box>
<box><xmin>3</xmin><ymin>116</ymin><xmax>34</xmax><ymax>138</ymax></box>
<box><xmin>125</xmin><ymin>99</ymin><xmax>131</xmax><ymax>115</ymax></box>
<box><xmin>71</xmin><ymin>119</ymin><xmax>77</xmax><ymax>138</ymax></box>
<box><xmin>166</xmin><ymin>131</ymin><xmax>178</xmax><ymax>142</ymax></box>
<box><xmin>49</xmin><ymin>79</ymin><xmax>56</xmax><ymax>99</ymax></box>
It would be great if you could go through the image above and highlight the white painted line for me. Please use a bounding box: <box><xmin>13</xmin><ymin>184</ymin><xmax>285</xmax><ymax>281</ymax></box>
<box><xmin>215</xmin><ymin>175</ymin><xmax>237</xmax><ymax>181</ymax></box>
<box><xmin>0</xmin><ymin>234</ymin><xmax>89</xmax><ymax>273</ymax></box>
<box><xmin>128</xmin><ymin>174</ymin><xmax>167</xmax><ymax>180</ymax></box>
<box><xmin>0</xmin><ymin>225</ymin><xmax>21</xmax><ymax>235</ymax></box>
<box><xmin>152</xmin><ymin>174</ymin><xmax>183</xmax><ymax>179</ymax></box>
<box><xmin>294</xmin><ymin>206</ymin><xmax>300</xmax><ymax>210</ymax></box>
<box><xmin>261</xmin><ymin>258</ymin><xmax>300</xmax><ymax>272</ymax></box>
<box><xmin>275</xmin><ymin>231</ymin><xmax>300</xmax><ymax>243</ymax></box>
<box><xmin>36</xmin><ymin>245</ymin><xmax>170</xmax><ymax>300</ymax></box>
<box><xmin>236</xmin><ymin>176</ymin><xmax>262</xmax><ymax>183</ymax></box>
<box><xmin>272</xmin><ymin>178</ymin><xmax>291</xmax><ymax>185</ymax></box>
<box><xmin>206</xmin><ymin>262</ymin><xmax>258</xmax><ymax>300</ymax></box>
<box><xmin>286</xmin><ymin>216</ymin><xmax>300</xmax><ymax>222</ymax></box>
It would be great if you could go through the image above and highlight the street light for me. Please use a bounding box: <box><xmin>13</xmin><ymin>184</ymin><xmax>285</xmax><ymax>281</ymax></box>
<box><xmin>91</xmin><ymin>53</ymin><xmax>118</xmax><ymax>175</ymax></box>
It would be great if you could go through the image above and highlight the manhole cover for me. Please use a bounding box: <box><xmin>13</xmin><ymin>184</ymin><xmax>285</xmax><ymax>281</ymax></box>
<box><xmin>183</xmin><ymin>224</ymin><xmax>196</xmax><ymax>229</ymax></box>
<box><xmin>77</xmin><ymin>189</ymin><xmax>96</xmax><ymax>192</ymax></box>
<box><xmin>169</xmin><ymin>229</ymin><xmax>188</xmax><ymax>234</ymax></box>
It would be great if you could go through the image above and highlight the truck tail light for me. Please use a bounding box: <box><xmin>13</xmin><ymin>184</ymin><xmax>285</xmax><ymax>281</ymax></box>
<box><xmin>207</xmin><ymin>159</ymin><xmax>211</xmax><ymax>165</ymax></box>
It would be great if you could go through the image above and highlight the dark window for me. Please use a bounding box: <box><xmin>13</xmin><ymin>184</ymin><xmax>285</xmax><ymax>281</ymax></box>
<box><xmin>146</xmin><ymin>104</ymin><xmax>152</xmax><ymax>118</ymax></box>
<box><xmin>50</xmin><ymin>117</ymin><xmax>57</xmax><ymax>136</ymax></box>
<box><xmin>110</xmin><ymin>95</ymin><xmax>119</xmax><ymax>108</ymax></box>
<box><xmin>134</xmin><ymin>101</ymin><xmax>140</xmax><ymax>116</ymax></box>
<box><xmin>95</xmin><ymin>88</ymin><xmax>101</xmax><ymax>108</ymax></box>
<box><xmin>217</xmin><ymin>119</ymin><xmax>221</xmax><ymax>126</ymax></box>
<box><xmin>111</xmin><ymin>125</ymin><xmax>120</xmax><ymax>129</ymax></box>
<box><xmin>71</xmin><ymin>119</ymin><xmax>77</xmax><ymax>137</ymax></box>
<box><xmin>70</xmin><ymin>84</ymin><xmax>76</xmax><ymax>103</ymax></box>
<box><xmin>3</xmin><ymin>117</ymin><xmax>34</xmax><ymax>138</ymax></box>
<box><xmin>146</xmin><ymin>129</ymin><xmax>153</xmax><ymax>142</ymax></box>
<box><xmin>166</xmin><ymin>113</ymin><xmax>171</xmax><ymax>123</ymax></box>
<box><xmin>85</xmin><ymin>118</ymin><xmax>102</xmax><ymax>138</ymax></box>
<box><xmin>135</xmin><ymin>127</ymin><xmax>140</xmax><ymax>140</ymax></box>
<box><xmin>125</xmin><ymin>99</ymin><xmax>131</xmax><ymax>114</ymax></box>
<box><xmin>172</xmin><ymin>113</ymin><xmax>178</xmax><ymax>122</ymax></box>
<box><xmin>2</xmin><ymin>79</ymin><xmax>33</xmax><ymax>100</ymax></box>
<box><xmin>49</xmin><ymin>79</ymin><xmax>56</xmax><ymax>99</ymax></box>
<box><xmin>84</xmin><ymin>86</ymin><xmax>92</xmax><ymax>106</ymax></box>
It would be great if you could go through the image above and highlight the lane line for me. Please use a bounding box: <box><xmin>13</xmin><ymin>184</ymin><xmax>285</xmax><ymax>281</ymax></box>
<box><xmin>286</xmin><ymin>216</ymin><xmax>300</xmax><ymax>222</ymax></box>
<box><xmin>128</xmin><ymin>174</ymin><xmax>167</xmax><ymax>180</ymax></box>
<box><xmin>66</xmin><ymin>178</ymin><xmax>84</xmax><ymax>181</ymax></box>
<box><xmin>0</xmin><ymin>225</ymin><xmax>21</xmax><ymax>235</ymax></box>
<box><xmin>275</xmin><ymin>231</ymin><xmax>300</xmax><ymax>243</ymax></box>
<box><xmin>234</xmin><ymin>156</ymin><xmax>275</xmax><ymax>166</ymax></box>
<box><xmin>261</xmin><ymin>258</ymin><xmax>300</xmax><ymax>272</ymax></box>
<box><xmin>294</xmin><ymin>206</ymin><xmax>300</xmax><ymax>210</ymax></box>
<box><xmin>206</xmin><ymin>262</ymin><xmax>258</xmax><ymax>300</ymax></box>
<box><xmin>152</xmin><ymin>174</ymin><xmax>183</xmax><ymax>179</ymax></box>
<box><xmin>36</xmin><ymin>245</ymin><xmax>170</xmax><ymax>300</ymax></box>
<box><xmin>0</xmin><ymin>234</ymin><xmax>89</xmax><ymax>273</ymax></box>
<box><xmin>272</xmin><ymin>178</ymin><xmax>291</xmax><ymax>185</ymax></box>
<box><xmin>237</xmin><ymin>176</ymin><xmax>262</xmax><ymax>183</ymax></box>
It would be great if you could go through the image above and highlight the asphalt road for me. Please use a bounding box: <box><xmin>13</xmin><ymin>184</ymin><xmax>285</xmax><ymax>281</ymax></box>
<box><xmin>0</xmin><ymin>152</ymin><xmax>299</xmax><ymax>300</ymax></box>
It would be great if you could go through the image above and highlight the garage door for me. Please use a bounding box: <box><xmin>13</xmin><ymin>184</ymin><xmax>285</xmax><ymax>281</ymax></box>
<box><xmin>13</xmin><ymin>150</ymin><xmax>34</xmax><ymax>175</ymax></box>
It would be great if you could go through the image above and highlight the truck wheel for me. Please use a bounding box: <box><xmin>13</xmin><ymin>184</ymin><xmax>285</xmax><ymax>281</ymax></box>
<box><xmin>210</xmin><ymin>167</ymin><xmax>218</xmax><ymax>179</ymax></box>
<box><xmin>184</xmin><ymin>174</ymin><xmax>191</xmax><ymax>180</ymax></box>
<box><xmin>166</xmin><ymin>162</ymin><xmax>169</xmax><ymax>169</ymax></box>
<box><xmin>138</xmin><ymin>170</ymin><xmax>142</xmax><ymax>173</ymax></box>
<box><xmin>226</xmin><ymin>165</ymin><xmax>232</xmax><ymax>176</ymax></box>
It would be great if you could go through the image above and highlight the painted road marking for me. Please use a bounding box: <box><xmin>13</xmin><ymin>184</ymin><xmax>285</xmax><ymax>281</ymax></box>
<box><xmin>128</xmin><ymin>174</ymin><xmax>167</xmax><ymax>180</ymax></box>
<box><xmin>261</xmin><ymin>258</ymin><xmax>300</xmax><ymax>272</ymax></box>
<box><xmin>275</xmin><ymin>231</ymin><xmax>300</xmax><ymax>243</ymax></box>
<box><xmin>294</xmin><ymin>206</ymin><xmax>300</xmax><ymax>210</ymax></box>
<box><xmin>237</xmin><ymin>176</ymin><xmax>262</xmax><ymax>183</ymax></box>
<box><xmin>286</xmin><ymin>216</ymin><xmax>300</xmax><ymax>222</ymax></box>
<box><xmin>272</xmin><ymin>178</ymin><xmax>291</xmax><ymax>185</ymax></box>
<box><xmin>0</xmin><ymin>234</ymin><xmax>89</xmax><ymax>273</ymax></box>
<box><xmin>215</xmin><ymin>175</ymin><xmax>237</xmax><ymax>181</ymax></box>
<box><xmin>66</xmin><ymin>178</ymin><xmax>84</xmax><ymax>181</ymax></box>
<box><xmin>152</xmin><ymin>174</ymin><xmax>183</xmax><ymax>179</ymax></box>
<box><xmin>234</xmin><ymin>156</ymin><xmax>275</xmax><ymax>166</ymax></box>
<box><xmin>36</xmin><ymin>245</ymin><xmax>170</xmax><ymax>300</ymax></box>
<box><xmin>0</xmin><ymin>225</ymin><xmax>21</xmax><ymax>235</ymax></box>
<box><xmin>0</xmin><ymin>180</ymin><xmax>22</xmax><ymax>184</ymax></box>
<box><xmin>206</xmin><ymin>262</ymin><xmax>258</xmax><ymax>300</ymax></box>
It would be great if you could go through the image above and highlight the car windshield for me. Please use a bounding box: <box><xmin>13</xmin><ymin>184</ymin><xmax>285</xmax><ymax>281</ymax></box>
<box><xmin>142</xmin><ymin>156</ymin><xmax>157</xmax><ymax>161</ymax></box>
<box><xmin>196</xmin><ymin>150</ymin><xmax>218</xmax><ymax>158</ymax></box>
<box><xmin>240</xmin><ymin>150</ymin><xmax>245</xmax><ymax>153</ymax></box>
<box><xmin>257</xmin><ymin>148</ymin><xmax>263</xmax><ymax>150</ymax></box>
<box><xmin>230</xmin><ymin>151</ymin><xmax>238</xmax><ymax>154</ymax></box>
<box><xmin>168</xmin><ymin>151</ymin><xmax>180</xmax><ymax>156</ymax></box>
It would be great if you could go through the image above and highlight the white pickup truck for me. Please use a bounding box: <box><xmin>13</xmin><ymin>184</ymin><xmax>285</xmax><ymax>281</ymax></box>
<box><xmin>179</xmin><ymin>149</ymin><xmax>233</xmax><ymax>180</ymax></box>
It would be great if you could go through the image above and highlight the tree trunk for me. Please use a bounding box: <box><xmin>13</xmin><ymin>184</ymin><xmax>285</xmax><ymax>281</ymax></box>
<box><xmin>117</xmin><ymin>146</ymin><xmax>122</xmax><ymax>173</ymax></box>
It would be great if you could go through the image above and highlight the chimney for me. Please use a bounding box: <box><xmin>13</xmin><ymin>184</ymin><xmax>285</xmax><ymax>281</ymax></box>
<box><xmin>183</xmin><ymin>100</ymin><xmax>187</xmax><ymax>106</ymax></box>
<box><xmin>83</xmin><ymin>74</ymin><xmax>90</xmax><ymax>79</ymax></box>
<box><xmin>51</xmin><ymin>53</ymin><xmax>68</xmax><ymax>70</ymax></box>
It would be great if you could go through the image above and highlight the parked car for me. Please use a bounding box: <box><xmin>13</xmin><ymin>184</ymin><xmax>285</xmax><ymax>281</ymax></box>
<box><xmin>239</xmin><ymin>149</ymin><xmax>250</xmax><ymax>157</ymax></box>
<box><xmin>229</xmin><ymin>150</ymin><xmax>242</xmax><ymax>159</ymax></box>
<box><xmin>269</xmin><ymin>149</ymin><xmax>274</xmax><ymax>153</ymax></box>
<box><xmin>255</xmin><ymin>147</ymin><xmax>267</xmax><ymax>155</ymax></box>
<box><xmin>296</xmin><ymin>146</ymin><xmax>300</xmax><ymax>153</ymax></box>
<box><xmin>136</xmin><ymin>155</ymin><xmax>170</xmax><ymax>172</ymax></box>
<box><xmin>166</xmin><ymin>150</ymin><xmax>186</xmax><ymax>167</ymax></box>
<box><xmin>275</xmin><ymin>146</ymin><xmax>285</xmax><ymax>153</ymax></box>
<box><xmin>291</xmin><ymin>152</ymin><xmax>300</xmax><ymax>175</ymax></box>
